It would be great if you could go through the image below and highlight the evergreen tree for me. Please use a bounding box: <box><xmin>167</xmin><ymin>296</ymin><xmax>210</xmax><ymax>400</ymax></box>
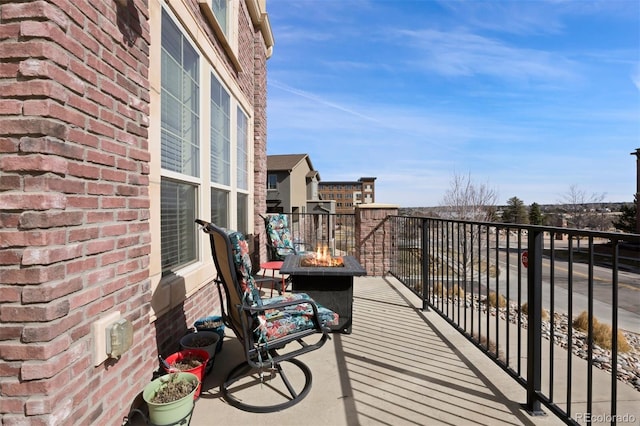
<box><xmin>529</xmin><ymin>202</ymin><xmax>544</xmax><ymax>225</ymax></box>
<box><xmin>502</xmin><ymin>196</ymin><xmax>528</xmax><ymax>224</ymax></box>
<box><xmin>612</xmin><ymin>196</ymin><xmax>637</xmax><ymax>233</ymax></box>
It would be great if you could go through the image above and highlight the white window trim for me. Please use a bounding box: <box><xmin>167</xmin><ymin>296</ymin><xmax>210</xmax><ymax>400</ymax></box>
<box><xmin>150</xmin><ymin>2</ymin><xmax>255</xmax><ymax>321</ymax></box>
<box><xmin>197</xmin><ymin>0</ymin><xmax>242</xmax><ymax>72</ymax></box>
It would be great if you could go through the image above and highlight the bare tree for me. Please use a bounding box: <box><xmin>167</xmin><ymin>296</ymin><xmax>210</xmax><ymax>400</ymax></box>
<box><xmin>558</xmin><ymin>184</ymin><xmax>607</xmax><ymax>249</ymax></box>
<box><xmin>559</xmin><ymin>184</ymin><xmax>606</xmax><ymax>230</ymax></box>
<box><xmin>432</xmin><ymin>173</ymin><xmax>500</xmax><ymax>291</ymax></box>
<box><xmin>440</xmin><ymin>172</ymin><xmax>499</xmax><ymax>222</ymax></box>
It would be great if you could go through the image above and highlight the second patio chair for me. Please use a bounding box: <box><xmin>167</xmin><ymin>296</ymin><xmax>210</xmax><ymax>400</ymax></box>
<box><xmin>261</xmin><ymin>213</ymin><xmax>313</xmax><ymax>261</ymax></box>
<box><xmin>195</xmin><ymin>219</ymin><xmax>338</xmax><ymax>412</ymax></box>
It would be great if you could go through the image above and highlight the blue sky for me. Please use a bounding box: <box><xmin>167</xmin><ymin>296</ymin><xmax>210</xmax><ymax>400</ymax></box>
<box><xmin>265</xmin><ymin>0</ymin><xmax>640</xmax><ymax>207</ymax></box>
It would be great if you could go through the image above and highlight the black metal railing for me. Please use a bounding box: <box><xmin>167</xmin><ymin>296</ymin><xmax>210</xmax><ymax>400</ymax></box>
<box><xmin>277</xmin><ymin>213</ymin><xmax>356</xmax><ymax>257</ymax></box>
<box><xmin>387</xmin><ymin>215</ymin><xmax>640</xmax><ymax>425</ymax></box>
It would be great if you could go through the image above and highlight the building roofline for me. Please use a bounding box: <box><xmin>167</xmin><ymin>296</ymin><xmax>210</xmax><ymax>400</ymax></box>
<box><xmin>246</xmin><ymin>0</ymin><xmax>275</xmax><ymax>58</ymax></box>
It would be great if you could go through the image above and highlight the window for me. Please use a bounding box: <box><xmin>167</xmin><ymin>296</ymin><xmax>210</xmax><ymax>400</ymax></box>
<box><xmin>211</xmin><ymin>188</ymin><xmax>228</xmax><ymax>228</ymax></box>
<box><xmin>212</xmin><ymin>0</ymin><xmax>228</xmax><ymax>36</ymax></box>
<box><xmin>161</xmin><ymin>10</ymin><xmax>200</xmax><ymax>273</ymax></box>
<box><xmin>236</xmin><ymin>107</ymin><xmax>248</xmax><ymax>191</ymax></box>
<box><xmin>267</xmin><ymin>174</ymin><xmax>277</xmax><ymax>190</ymax></box>
<box><xmin>159</xmin><ymin>6</ymin><xmax>251</xmax><ymax>280</ymax></box>
<box><xmin>210</xmin><ymin>76</ymin><xmax>230</xmax><ymax>186</ymax></box>
<box><xmin>161</xmin><ymin>180</ymin><xmax>197</xmax><ymax>271</ymax></box>
<box><xmin>236</xmin><ymin>107</ymin><xmax>249</xmax><ymax>235</ymax></box>
<box><xmin>237</xmin><ymin>193</ymin><xmax>248</xmax><ymax>235</ymax></box>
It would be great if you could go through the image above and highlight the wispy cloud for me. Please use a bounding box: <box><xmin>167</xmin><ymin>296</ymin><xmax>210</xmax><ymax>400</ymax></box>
<box><xmin>395</xmin><ymin>29</ymin><xmax>579</xmax><ymax>84</ymax></box>
<box><xmin>435</xmin><ymin>0</ymin><xmax>567</xmax><ymax>35</ymax></box>
<box><xmin>269</xmin><ymin>79</ymin><xmax>377</xmax><ymax>121</ymax></box>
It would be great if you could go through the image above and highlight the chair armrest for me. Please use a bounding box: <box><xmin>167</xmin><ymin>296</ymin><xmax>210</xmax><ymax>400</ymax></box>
<box><xmin>245</xmin><ymin>297</ymin><xmax>319</xmax><ymax>314</ymax></box>
<box><xmin>242</xmin><ymin>296</ymin><xmax>326</xmax><ymax>330</ymax></box>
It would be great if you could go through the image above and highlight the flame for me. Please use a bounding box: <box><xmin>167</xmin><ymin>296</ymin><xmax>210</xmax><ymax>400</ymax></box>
<box><xmin>300</xmin><ymin>246</ymin><xmax>344</xmax><ymax>267</ymax></box>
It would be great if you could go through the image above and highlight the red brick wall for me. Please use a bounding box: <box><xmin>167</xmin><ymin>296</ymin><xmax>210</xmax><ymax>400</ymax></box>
<box><xmin>355</xmin><ymin>206</ymin><xmax>399</xmax><ymax>276</ymax></box>
<box><xmin>153</xmin><ymin>284</ymin><xmax>222</xmax><ymax>358</ymax></box>
<box><xmin>0</xmin><ymin>0</ymin><xmax>269</xmax><ymax>424</ymax></box>
<box><xmin>252</xmin><ymin>24</ymin><xmax>268</xmax><ymax>264</ymax></box>
<box><xmin>0</xmin><ymin>1</ymin><xmax>153</xmax><ymax>424</ymax></box>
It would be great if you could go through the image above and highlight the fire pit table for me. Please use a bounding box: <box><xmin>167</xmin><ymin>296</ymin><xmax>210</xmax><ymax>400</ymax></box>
<box><xmin>280</xmin><ymin>254</ymin><xmax>366</xmax><ymax>334</ymax></box>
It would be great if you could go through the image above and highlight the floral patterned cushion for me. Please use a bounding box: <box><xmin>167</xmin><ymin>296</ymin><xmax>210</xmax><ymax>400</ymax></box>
<box><xmin>260</xmin><ymin>294</ymin><xmax>339</xmax><ymax>342</ymax></box>
<box><xmin>227</xmin><ymin>230</ymin><xmax>261</xmax><ymax>307</ymax></box>
<box><xmin>225</xmin><ymin>228</ymin><xmax>338</xmax><ymax>343</ymax></box>
<box><xmin>265</xmin><ymin>214</ymin><xmax>295</xmax><ymax>258</ymax></box>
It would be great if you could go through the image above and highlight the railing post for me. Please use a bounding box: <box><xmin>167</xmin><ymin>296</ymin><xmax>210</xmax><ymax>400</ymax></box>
<box><xmin>421</xmin><ymin>218</ymin><xmax>429</xmax><ymax>311</ymax></box>
<box><xmin>526</xmin><ymin>228</ymin><xmax>545</xmax><ymax>415</ymax></box>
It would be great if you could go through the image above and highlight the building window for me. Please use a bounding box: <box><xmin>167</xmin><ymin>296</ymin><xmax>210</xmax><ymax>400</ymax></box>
<box><xmin>236</xmin><ymin>107</ymin><xmax>249</xmax><ymax>235</ymax></box>
<box><xmin>211</xmin><ymin>187</ymin><xmax>228</xmax><ymax>228</ymax></box>
<box><xmin>210</xmin><ymin>75</ymin><xmax>230</xmax><ymax>186</ymax></box>
<box><xmin>159</xmin><ymin>5</ymin><xmax>251</xmax><ymax>279</ymax></box>
<box><xmin>267</xmin><ymin>174</ymin><xmax>277</xmax><ymax>190</ymax></box>
<box><xmin>161</xmin><ymin>10</ymin><xmax>200</xmax><ymax>273</ymax></box>
<box><xmin>237</xmin><ymin>193</ymin><xmax>248</xmax><ymax>235</ymax></box>
<box><xmin>161</xmin><ymin>180</ymin><xmax>197</xmax><ymax>272</ymax></box>
<box><xmin>212</xmin><ymin>0</ymin><xmax>228</xmax><ymax>36</ymax></box>
<box><xmin>237</xmin><ymin>107</ymin><xmax>248</xmax><ymax>191</ymax></box>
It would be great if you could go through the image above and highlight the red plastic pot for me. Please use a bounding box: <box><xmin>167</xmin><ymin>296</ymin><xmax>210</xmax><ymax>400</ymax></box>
<box><xmin>163</xmin><ymin>349</ymin><xmax>209</xmax><ymax>398</ymax></box>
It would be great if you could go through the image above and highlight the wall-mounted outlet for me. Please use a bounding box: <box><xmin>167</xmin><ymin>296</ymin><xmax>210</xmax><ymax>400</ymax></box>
<box><xmin>106</xmin><ymin>318</ymin><xmax>133</xmax><ymax>359</ymax></box>
<box><xmin>92</xmin><ymin>311</ymin><xmax>120</xmax><ymax>366</ymax></box>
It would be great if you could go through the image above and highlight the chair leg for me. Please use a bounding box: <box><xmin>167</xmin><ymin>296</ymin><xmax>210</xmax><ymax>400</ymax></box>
<box><xmin>221</xmin><ymin>358</ymin><xmax>313</xmax><ymax>413</ymax></box>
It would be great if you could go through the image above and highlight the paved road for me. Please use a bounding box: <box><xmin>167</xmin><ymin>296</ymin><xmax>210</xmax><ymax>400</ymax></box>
<box><xmin>489</xmin><ymin>248</ymin><xmax>640</xmax><ymax>334</ymax></box>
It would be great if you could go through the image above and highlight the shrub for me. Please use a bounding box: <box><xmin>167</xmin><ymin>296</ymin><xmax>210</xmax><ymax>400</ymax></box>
<box><xmin>487</xmin><ymin>292</ymin><xmax>506</xmax><ymax>308</ymax></box>
<box><xmin>448</xmin><ymin>284</ymin><xmax>466</xmax><ymax>298</ymax></box>
<box><xmin>431</xmin><ymin>282</ymin><xmax>444</xmax><ymax>296</ymax></box>
<box><xmin>472</xmin><ymin>333</ymin><xmax>504</xmax><ymax>361</ymax></box>
<box><xmin>520</xmin><ymin>302</ymin><xmax>549</xmax><ymax>321</ymax></box>
<box><xmin>488</xmin><ymin>265</ymin><xmax>500</xmax><ymax>278</ymax></box>
<box><xmin>572</xmin><ymin>311</ymin><xmax>590</xmax><ymax>331</ymax></box>
<box><xmin>572</xmin><ymin>311</ymin><xmax>631</xmax><ymax>352</ymax></box>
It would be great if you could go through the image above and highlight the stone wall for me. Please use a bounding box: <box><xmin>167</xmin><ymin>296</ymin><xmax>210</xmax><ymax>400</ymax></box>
<box><xmin>355</xmin><ymin>204</ymin><xmax>399</xmax><ymax>276</ymax></box>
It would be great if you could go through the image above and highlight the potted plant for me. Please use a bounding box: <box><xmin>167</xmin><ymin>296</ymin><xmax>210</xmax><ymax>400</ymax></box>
<box><xmin>180</xmin><ymin>331</ymin><xmax>219</xmax><ymax>374</ymax></box>
<box><xmin>193</xmin><ymin>315</ymin><xmax>225</xmax><ymax>353</ymax></box>
<box><xmin>143</xmin><ymin>372</ymin><xmax>199</xmax><ymax>425</ymax></box>
<box><xmin>163</xmin><ymin>349</ymin><xmax>209</xmax><ymax>398</ymax></box>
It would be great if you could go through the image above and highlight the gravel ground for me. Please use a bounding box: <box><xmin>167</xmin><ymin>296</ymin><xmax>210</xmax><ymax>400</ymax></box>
<box><xmin>442</xmin><ymin>295</ymin><xmax>640</xmax><ymax>392</ymax></box>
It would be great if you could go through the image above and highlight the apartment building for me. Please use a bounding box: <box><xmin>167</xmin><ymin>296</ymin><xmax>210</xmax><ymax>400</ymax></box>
<box><xmin>318</xmin><ymin>177</ymin><xmax>377</xmax><ymax>214</ymax></box>
<box><xmin>266</xmin><ymin>154</ymin><xmax>320</xmax><ymax>213</ymax></box>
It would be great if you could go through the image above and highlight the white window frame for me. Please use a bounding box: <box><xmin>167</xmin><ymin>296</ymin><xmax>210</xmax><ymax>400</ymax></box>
<box><xmin>212</xmin><ymin>0</ymin><xmax>229</xmax><ymax>37</ymax></box>
<box><xmin>160</xmin><ymin>8</ymin><xmax>202</xmax><ymax>275</ymax></box>
<box><xmin>152</xmin><ymin>3</ymin><xmax>255</xmax><ymax>322</ymax></box>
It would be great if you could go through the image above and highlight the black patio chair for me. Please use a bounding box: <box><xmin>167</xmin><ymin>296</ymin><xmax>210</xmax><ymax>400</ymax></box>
<box><xmin>261</xmin><ymin>213</ymin><xmax>313</xmax><ymax>261</ymax></box>
<box><xmin>195</xmin><ymin>219</ymin><xmax>338</xmax><ymax>412</ymax></box>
